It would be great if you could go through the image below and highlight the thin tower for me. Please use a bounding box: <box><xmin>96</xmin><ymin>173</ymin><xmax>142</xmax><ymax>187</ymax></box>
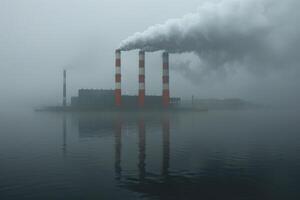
<box><xmin>63</xmin><ymin>69</ymin><xmax>66</xmax><ymax>107</ymax></box>
<box><xmin>162</xmin><ymin>52</ymin><xmax>170</xmax><ymax>108</ymax></box>
<box><xmin>138</xmin><ymin>51</ymin><xmax>145</xmax><ymax>107</ymax></box>
<box><xmin>115</xmin><ymin>50</ymin><xmax>122</xmax><ymax>107</ymax></box>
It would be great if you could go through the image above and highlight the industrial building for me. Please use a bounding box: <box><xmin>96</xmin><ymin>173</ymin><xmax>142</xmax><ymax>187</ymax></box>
<box><xmin>66</xmin><ymin>50</ymin><xmax>181</xmax><ymax>110</ymax></box>
<box><xmin>113</xmin><ymin>50</ymin><xmax>174</xmax><ymax>109</ymax></box>
<box><xmin>71</xmin><ymin>89</ymin><xmax>180</xmax><ymax>108</ymax></box>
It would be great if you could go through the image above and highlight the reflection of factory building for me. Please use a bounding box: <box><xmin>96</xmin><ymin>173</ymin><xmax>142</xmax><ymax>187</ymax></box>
<box><xmin>71</xmin><ymin>89</ymin><xmax>180</xmax><ymax>109</ymax></box>
<box><xmin>110</xmin><ymin>117</ymin><xmax>263</xmax><ymax>199</ymax></box>
<box><xmin>77</xmin><ymin>112</ymin><xmax>116</xmax><ymax>138</ymax></box>
<box><xmin>60</xmin><ymin>114</ymin><xmax>267</xmax><ymax>199</ymax></box>
<box><xmin>73</xmin><ymin>112</ymin><xmax>172</xmax><ymax>179</ymax></box>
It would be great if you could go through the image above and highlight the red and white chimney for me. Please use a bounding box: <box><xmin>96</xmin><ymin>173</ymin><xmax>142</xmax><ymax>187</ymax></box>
<box><xmin>138</xmin><ymin>51</ymin><xmax>145</xmax><ymax>107</ymax></box>
<box><xmin>162</xmin><ymin>52</ymin><xmax>170</xmax><ymax>108</ymax></box>
<box><xmin>115</xmin><ymin>49</ymin><xmax>122</xmax><ymax>107</ymax></box>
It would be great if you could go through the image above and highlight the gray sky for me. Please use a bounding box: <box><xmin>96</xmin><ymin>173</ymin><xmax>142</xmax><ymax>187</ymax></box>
<box><xmin>0</xmin><ymin>0</ymin><xmax>299</xmax><ymax>109</ymax></box>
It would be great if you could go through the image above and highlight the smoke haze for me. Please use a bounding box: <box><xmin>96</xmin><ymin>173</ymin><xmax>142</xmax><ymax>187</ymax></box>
<box><xmin>120</xmin><ymin>0</ymin><xmax>300</xmax><ymax>82</ymax></box>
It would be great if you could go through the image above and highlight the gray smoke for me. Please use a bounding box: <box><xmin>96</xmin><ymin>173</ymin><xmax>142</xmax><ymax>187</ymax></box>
<box><xmin>119</xmin><ymin>0</ymin><xmax>300</xmax><ymax>81</ymax></box>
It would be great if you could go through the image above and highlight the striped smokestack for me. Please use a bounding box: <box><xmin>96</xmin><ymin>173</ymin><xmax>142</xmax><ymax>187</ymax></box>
<box><xmin>63</xmin><ymin>69</ymin><xmax>66</xmax><ymax>107</ymax></box>
<box><xmin>162</xmin><ymin>52</ymin><xmax>170</xmax><ymax>108</ymax></box>
<box><xmin>138</xmin><ymin>51</ymin><xmax>145</xmax><ymax>107</ymax></box>
<box><xmin>115</xmin><ymin>50</ymin><xmax>122</xmax><ymax>107</ymax></box>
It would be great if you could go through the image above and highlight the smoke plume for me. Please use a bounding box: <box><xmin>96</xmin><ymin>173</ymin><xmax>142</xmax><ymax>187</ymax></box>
<box><xmin>119</xmin><ymin>0</ymin><xmax>300</xmax><ymax>81</ymax></box>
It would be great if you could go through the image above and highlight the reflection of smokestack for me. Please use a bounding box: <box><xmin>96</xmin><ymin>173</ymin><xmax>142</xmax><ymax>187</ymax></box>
<box><xmin>62</xmin><ymin>114</ymin><xmax>67</xmax><ymax>154</ymax></box>
<box><xmin>115</xmin><ymin>50</ymin><xmax>122</xmax><ymax>107</ymax></box>
<box><xmin>63</xmin><ymin>70</ymin><xmax>66</xmax><ymax>107</ymax></box>
<box><xmin>162</xmin><ymin>117</ymin><xmax>170</xmax><ymax>177</ymax></box>
<box><xmin>192</xmin><ymin>95</ymin><xmax>194</xmax><ymax>106</ymax></box>
<box><xmin>115</xmin><ymin>119</ymin><xmax>122</xmax><ymax>180</ymax></box>
<box><xmin>138</xmin><ymin>51</ymin><xmax>145</xmax><ymax>107</ymax></box>
<box><xmin>138</xmin><ymin>119</ymin><xmax>146</xmax><ymax>181</ymax></box>
<box><xmin>162</xmin><ymin>52</ymin><xmax>170</xmax><ymax>108</ymax></box>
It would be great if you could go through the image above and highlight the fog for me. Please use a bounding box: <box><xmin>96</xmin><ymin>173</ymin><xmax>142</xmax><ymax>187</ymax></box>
<box><xmin>0</xmin><ymin>0</ymin><xmax>299</xmax><ymax>110</ymax></box>
<box><xmin>1</xmin><ymin>1</ymin><xmax>300</xmax><ymax>199</ymax></box>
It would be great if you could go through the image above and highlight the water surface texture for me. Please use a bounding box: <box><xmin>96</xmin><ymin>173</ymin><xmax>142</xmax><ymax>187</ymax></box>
<box><xmin>1</xmin><ymin>109</ymin><xmax>300</xmax><ymax>199</ymax></box>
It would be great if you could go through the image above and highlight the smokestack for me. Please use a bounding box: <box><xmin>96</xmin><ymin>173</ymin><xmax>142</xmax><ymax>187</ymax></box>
<box><xmin>162</xmin><ymin>52</ymin><xmax>170</xmax><ymax>108</ymax></box>
<box><xmin>138</xmin><ymin>51</ymin><xmax>145</xmax><ymax>107</ymax></box>
<box><xmin>115</xmin><ymin>50</ymin><xmax>122</xmax><ymax>107</ymax></box>
<box><xmin>63</xmin><ymin>69</ymin><xmax>66</xmax><ymax>107</ymax></box>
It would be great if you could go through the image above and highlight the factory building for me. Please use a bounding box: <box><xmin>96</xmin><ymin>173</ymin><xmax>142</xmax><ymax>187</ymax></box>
<box><xmin>113</xmin><ymin>50</ymin><xmax>175</xmax><ymax>109</ymax></box>
<box><xmin>67</xmin><ymin>50</ymin><xmax>181</xmax><ymax>110</ymax></box>
<box><xmin>71</xmin><ymin>89</ymin><xmax>180</xmax><ymax>108</ymax></box>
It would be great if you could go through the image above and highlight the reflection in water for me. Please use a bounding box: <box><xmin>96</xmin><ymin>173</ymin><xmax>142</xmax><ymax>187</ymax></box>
<box><xmin>69</xmin><ymin>112</ymin><xmax>299</xmax><ymax>199</ymax></box>
<box><xmin>115</xmin><ymin>118</ymin><xmax>122</xmax><ymax>180</ymax></box>
<box><xmin>162</xmin><ymin>117</ymin><xmax>170</xmax><ymax>178</ymax></box>
<box><xmin>112</xmin><ymin>116</ymin><xmax>263</xmax><ymax>200</ymax></box>
<box><xmin>138</xmin><ymin>118</ymin><xmax>146</xmax><ymax>181</ymax></box>
<box><xmin>78</xmin><ymin>114</ymin><xmax>115</xmax><ymax>138</ymax></box>
<box><xmin>1</xmin><ymin>110</ymin><xmax>298</xmax><ymax>200</ymax></box>
<box><xmin>62</xmin><ymin>114</ymin><xmax>67</xmax><ymax>154</ymax></box>
<box><xmin>113</xmin><ymin>114</ymin><xmax>175</xmax><ymax>198</ymax></box>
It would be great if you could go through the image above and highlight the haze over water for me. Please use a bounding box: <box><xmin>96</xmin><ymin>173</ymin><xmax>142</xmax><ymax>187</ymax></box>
<box><xmin>1</xmin><ymin>109</ymin><xmax>300</xmax><ymax>199</ymax></box>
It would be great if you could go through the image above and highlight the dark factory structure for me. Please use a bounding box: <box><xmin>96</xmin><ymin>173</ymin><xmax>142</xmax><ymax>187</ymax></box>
<box><xmin>71</xmin><ymin>89</ymin><xmax>180</xmax><ymax>109</ymax></box>
<box><xmin>49</xmin><ymin>51</ymin><xmax>185</xmax><ymax>112</ymax></box>
<box><xmin>114</xmin><ymin>50</ymin><xmax>172</xmax><ymax>109</ymax></box>
<box><xmin>68</xmin><ymin>50</ymin><xmax>181</xmax><ymax>110</ymax></box>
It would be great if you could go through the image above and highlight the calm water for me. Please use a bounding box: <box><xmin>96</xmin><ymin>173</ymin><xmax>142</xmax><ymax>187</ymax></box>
<box><xmin>1</xmin><ymin>109</ymin><xmax>300</xmax><ymax>199</ymax></box>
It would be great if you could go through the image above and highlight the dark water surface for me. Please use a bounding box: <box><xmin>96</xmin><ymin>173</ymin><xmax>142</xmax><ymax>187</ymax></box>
<box><xmin>1</xmin><ymin>109</ymin><xmax>300</xmax><ymax>199</ymax></box>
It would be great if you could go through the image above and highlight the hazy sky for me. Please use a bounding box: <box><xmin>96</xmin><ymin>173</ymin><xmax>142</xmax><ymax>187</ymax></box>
<box><xmin>0</xmin><ymin>0</ymin><xmax>299</xmax><ymax>109</ymax></box>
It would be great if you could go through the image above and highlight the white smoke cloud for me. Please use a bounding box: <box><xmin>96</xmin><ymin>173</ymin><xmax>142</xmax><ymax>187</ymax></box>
<box><xmin>119</xmin><ymin>0</ymin><xmax>300</xmax><ymax>81</ymax></box>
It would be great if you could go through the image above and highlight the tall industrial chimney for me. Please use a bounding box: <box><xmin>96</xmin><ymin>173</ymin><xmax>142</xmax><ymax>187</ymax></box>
<box><xmin>138</xmin><ymin>51</ymin><xmax>145</xmax><ymax>107</ymax></box>
<box><xmin>115</xmin><ymin>50</ymin><xmax>122</xmax><ymax>107</ymax></box>
<box><xmin>162</xmin><ymin>52</ymin><xmax>170</xmax><ymax>108</ymax></box>
<box><xmin>63</xmin><ymin>69</ymin><xmax>66</xmax><ymax>107</ymax></box>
